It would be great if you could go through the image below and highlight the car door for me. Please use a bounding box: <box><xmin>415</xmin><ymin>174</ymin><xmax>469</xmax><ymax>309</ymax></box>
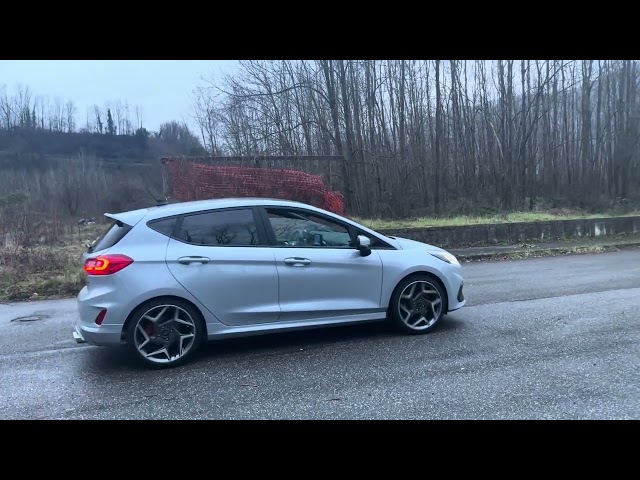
<box><xmin>259</xmin><ymin>206</ymin><xmax>384</xmax><ymax>323</ymax></box>
<box><xmin>165</xmin><ymin>207</ymin><xmax>280</xmax><ymax>326</ymax></box>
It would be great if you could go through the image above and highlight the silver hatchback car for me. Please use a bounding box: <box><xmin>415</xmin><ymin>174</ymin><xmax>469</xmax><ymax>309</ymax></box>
<box><xmin>74</xmin><ymin>198</ymin><xmax>466</xmax><ymax>368</ymax></box>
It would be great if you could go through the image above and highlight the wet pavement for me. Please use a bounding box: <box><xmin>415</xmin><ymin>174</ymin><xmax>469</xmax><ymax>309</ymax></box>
<box><xmin>1</xmin><ymin>250</ymin><xmax>639</xmax><ymax>419</ymax></box>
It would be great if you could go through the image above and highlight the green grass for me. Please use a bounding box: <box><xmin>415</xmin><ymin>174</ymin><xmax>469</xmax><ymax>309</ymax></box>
<box><xmin>355</xmin><ymin>210</ymin><xmax>640</xmax><ymax>230</ymax></box>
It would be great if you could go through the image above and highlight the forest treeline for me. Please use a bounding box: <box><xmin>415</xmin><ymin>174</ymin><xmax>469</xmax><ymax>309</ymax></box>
<box><xmin>0</xmin><ymin>85</ymin><xmax>205</xmax><ymax>161</ymax></box>
<box><xmin>2</xmin><ymin>60</ymin><xmax>640</xmax><ymax>221</ymax></box>
<box><xmin>0</xmin><ymin>84</ymin><xmax>206</xmax><ymax>231</ymax></box>
<box><xmin>192</xmin><ymin>60</ymin><xmax>640</xmax><ymax>217</ymax></box>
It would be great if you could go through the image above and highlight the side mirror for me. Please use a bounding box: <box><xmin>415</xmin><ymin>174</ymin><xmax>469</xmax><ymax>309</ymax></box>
<box><xmin>355</xmin><ymin>235</ymin><xmax>372</xmax><ymax>257</ymax></box>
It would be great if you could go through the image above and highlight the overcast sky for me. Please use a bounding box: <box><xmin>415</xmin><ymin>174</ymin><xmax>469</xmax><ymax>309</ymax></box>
<box><xmin>0</xmin><ymin>60</ymin><xmax>239</xmax><ymax>131</ymax></box>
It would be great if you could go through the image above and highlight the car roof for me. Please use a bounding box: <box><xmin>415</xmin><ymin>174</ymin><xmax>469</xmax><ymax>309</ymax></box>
<box><xmin>106</xmin><ymin>197</ymin><xmax>330</xmax><ymax>225</ymax></box>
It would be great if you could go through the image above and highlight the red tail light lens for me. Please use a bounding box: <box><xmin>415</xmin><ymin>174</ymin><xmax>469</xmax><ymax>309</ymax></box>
<box><xmin>84</xmin><ymin>254</ymin><xmax>134</xmax><ymax>275</ymax></box>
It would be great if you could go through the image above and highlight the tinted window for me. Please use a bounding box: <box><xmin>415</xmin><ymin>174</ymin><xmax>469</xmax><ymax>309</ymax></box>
<box><xmin>90</xmin><ymin>221</ymin><xmax>132</xmax><ymax>252</ymax></box>
<box><xmin>266</xmin><ymin>208</ymin><xmax>353</xmax><ymax>247</ymax></box>
<box><xmin>177</xmin><ymin>209</ymin><xmax>259</xmax><ymax>246</ymax></box>
<box><xmin>148</xmin><ymin>217</ymin><xmax>177</xmax><ymax>237</ymax></box>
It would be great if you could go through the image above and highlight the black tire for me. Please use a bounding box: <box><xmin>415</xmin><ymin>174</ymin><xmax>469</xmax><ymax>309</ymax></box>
<box><xmin>389</xmin><ymin>273</ymin><xmax>446</xmax><ymax>335</ymax></box>
<box><xmin>125</xmin><ymin>297</ymin><xmax>205</xmax><ymax>369</ymax></box>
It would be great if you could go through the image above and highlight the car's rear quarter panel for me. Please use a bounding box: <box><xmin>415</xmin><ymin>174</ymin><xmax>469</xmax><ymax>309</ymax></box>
<box><xmin>77</xmin><ymin>224</ymin><xmax>220</xmax><ymax>345</ymax></box>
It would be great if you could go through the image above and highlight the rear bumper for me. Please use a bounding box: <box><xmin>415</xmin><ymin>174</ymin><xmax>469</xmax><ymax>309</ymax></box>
<box><xmin>74</xmin><ymin>321</ymin><xmax>124</xmax><ymax>346</ymax></box>
<box><xmin>76</xmin><ymin>284</ymin><xmax>129</xmax><ymax>346</ymax></box>
<box><xmin>73</xmin><ymin>324</ymin><xmax>86</xmax><ymax>343</ymax></box>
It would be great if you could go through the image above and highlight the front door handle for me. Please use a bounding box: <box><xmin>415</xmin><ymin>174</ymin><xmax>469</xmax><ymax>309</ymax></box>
<box><xmin>178</xmin><ymin>256</ymin><xmax>210</xmax><ymax>265</ymax></box>
<box><xmin>284</xmin><ymin>257</ymin><xmax>312</xmax><ymax>266</ymax></box>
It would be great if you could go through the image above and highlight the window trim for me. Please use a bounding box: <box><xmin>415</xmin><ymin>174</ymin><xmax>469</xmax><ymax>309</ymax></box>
<box><xmin>257</xmin><ymin>206</ymin><xmax>396</xmax><ymax>250</ymax></box>
<box><xmin>155</xmin><ymin>206</ymin><xmax>270</xmax><ymax>248</ymax></box>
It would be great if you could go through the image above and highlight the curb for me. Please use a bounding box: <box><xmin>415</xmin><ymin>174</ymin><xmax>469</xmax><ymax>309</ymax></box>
<box><xmin>454</xmin><ymin>241</ymin><xmax>640</xmax><ymax>262</ymax></box>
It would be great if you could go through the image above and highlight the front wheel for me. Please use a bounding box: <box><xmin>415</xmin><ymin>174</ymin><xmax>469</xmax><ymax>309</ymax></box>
<box><xmin>389</xmin><ymin>274</ymin><xmax>446</xmax><ymax>335</ymax></box>
<box><xmin>125</xmin><ymin>298</ymin><xmax>205</xmax><ymax>368</ymax></box>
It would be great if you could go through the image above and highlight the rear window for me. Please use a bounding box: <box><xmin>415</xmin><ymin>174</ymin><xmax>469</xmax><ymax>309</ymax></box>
<box><xmin>89</xmin><ymin>221</ymin><xmax>132</xmax><ymax>253</ymax></box>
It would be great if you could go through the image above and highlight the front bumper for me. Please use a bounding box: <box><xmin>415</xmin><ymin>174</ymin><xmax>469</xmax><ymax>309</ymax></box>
<box><xmin>447</xmin><ymin>281</ymin><xmax>465</xmax><ymax>312</ymax></box>
<box><xmin>442</xmin><ymin>266</ymin><xmax>466</xmax><ymax>312</ymax></box>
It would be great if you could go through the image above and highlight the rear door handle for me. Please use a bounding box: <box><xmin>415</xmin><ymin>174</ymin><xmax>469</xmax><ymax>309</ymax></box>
<box><xmin>284</xmin><ymin>257</ymin><xmax>311</xmax><ymax>266</ymax></box>
<box><xmin>178</xmin><ymin>256</ymin><xmax>210</xmax><ymax>265</ymax></box>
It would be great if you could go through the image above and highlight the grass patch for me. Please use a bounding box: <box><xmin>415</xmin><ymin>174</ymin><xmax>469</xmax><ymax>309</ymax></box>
<box><xmin>0</xmin><ymin>245</ymin><xmax>86</xmax><ymax>301</ymax></box>
<box><xmin>0</xmin><ymin>224</ymin><xmax>103</xmax><ymax>302</ymax></box>
<box><xmin>459</xmin><ymin>243</ymin><xmax>640</xmax><ymax>263</ymax></box>
<box><xmin>355</xmin><ymin>210</ymin><xmax>640</xmax><ymax>230</ymax></box>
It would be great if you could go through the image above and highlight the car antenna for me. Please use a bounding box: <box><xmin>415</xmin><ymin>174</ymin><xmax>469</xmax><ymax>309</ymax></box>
<box><xmin>145</xmin><ymin>186</ymin><xmax>169</xmax><ymax>206</ymax></box>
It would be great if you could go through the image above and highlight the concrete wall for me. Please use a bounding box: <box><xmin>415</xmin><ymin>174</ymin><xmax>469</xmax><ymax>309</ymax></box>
<box><xmin>378</xmin><ymin>216</ymin><xmax>640</xmax><ymax>248</ymax></box>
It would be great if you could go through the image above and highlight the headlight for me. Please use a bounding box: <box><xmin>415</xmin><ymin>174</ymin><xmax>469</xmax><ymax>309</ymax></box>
<box><xmin>429</xmin><ymin>251</ymin><xmax>460</xmax><ymax>266</ymax></box>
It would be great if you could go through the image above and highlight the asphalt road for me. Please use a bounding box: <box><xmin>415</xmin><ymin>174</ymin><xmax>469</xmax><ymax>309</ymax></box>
<box><xmin>1</xmin><ymin>250</ymin><xmax>639</xmax><ymax>419</ymax></box>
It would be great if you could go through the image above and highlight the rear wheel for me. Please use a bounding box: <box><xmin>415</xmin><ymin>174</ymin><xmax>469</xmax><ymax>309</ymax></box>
<box><xmin>125</xmin><ymin>298</ymin><xmax>205</xmax><ymax>368</ymax></box>
<box><xmin>389</xmin><ymin>274</ymin><xmax>445</xmax><ymax>335</ymax></box>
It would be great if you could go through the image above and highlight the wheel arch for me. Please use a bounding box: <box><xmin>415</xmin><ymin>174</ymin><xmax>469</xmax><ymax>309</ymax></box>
<box><xmin>120</xmin><ymin>295</ymin><xmax>208</xmax><ymax>341</ymax></box>
<box><xmin>386</xmin><ymin>270</ymin><xmax>450</xmax><ymax>316</ymax></box>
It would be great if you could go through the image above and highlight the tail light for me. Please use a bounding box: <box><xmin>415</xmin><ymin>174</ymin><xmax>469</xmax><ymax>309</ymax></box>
<box><xmin>84</xmin><ymin>254</ymin><xmax>134</xmax><ymax>275</ymax></box>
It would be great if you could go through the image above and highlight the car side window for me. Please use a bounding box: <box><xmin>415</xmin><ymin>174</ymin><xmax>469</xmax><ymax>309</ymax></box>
<box><xmin>266</xmin><ymin>208</ymin><xmax>353</xmax><ymax>248</ymax></box>
<box><xmin>148</xmin><ymin>217</ymin><xmax>178</xmax><ymax>237</ymax></box>
<box><xmin>177</xmin><ymin>209</ymin><xmax>259</xmax><ymax>246</ymax></box>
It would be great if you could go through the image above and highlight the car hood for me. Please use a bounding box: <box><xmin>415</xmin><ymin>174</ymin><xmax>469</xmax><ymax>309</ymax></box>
<box><xmin>391</xmin><ymin>236</ymin><xmax>449</xmax><ymax>254</ymax></box>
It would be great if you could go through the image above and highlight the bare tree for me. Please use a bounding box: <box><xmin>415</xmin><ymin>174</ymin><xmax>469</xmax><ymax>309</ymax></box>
<box><xmin>94</xmin><ymin>105</ymin><xmax>103</xmax><ymax>134</ymax></box>
<box><xmin>65</xmin><ymin>100</ymin><xmax>76</xmax><ymax>133</ymax></box>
